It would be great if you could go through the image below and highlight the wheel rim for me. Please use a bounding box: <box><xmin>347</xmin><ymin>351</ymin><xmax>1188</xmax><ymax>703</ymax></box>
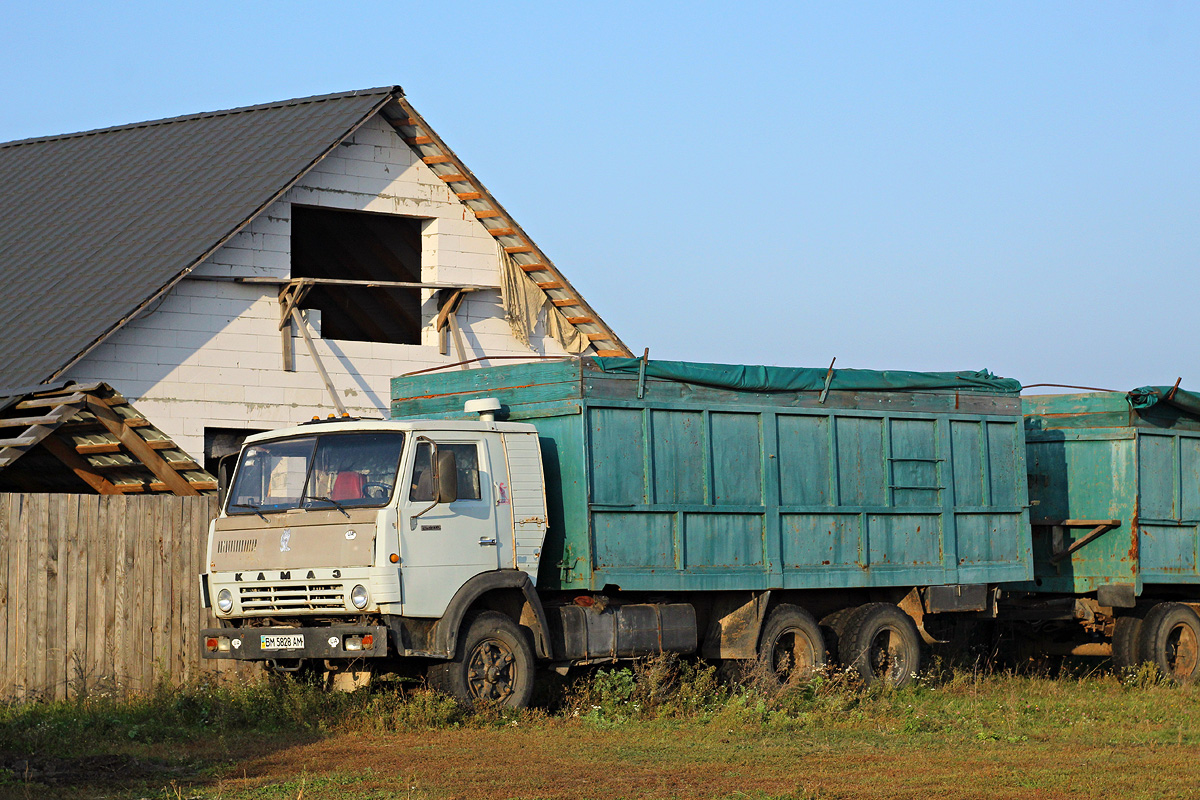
<box><xmin>770</xmin><ymin>627</ymin><xmax>817</xmax><ymax>682</ymax></box>
<box><xmin>867</xmin><ymin>626</ymin><xmax>910</xmax><ymax>684</ymax></box>
<box><xmin>1164</xmin><ymin>622</ymin><xmax>1200</xmax><ymax>680</ymax></box>
<box><xmin>466</xmin><ymin>637</ymin><xmax>517</xmax><ymax>702</ymax></box>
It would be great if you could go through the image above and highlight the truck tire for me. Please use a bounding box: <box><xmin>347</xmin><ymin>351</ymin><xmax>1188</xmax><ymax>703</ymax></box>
<box><xmin>757</xmin><ymin>604</ymin><xmax>826</xmax><ymax>686</ymax></box>
<box><xmin>840</xmin><ymin>603</ymin><xmax>922</xmax><ymax>687</ymax></box>
<box><xmin>428</xmin><ymin>611</ymin><xmax>535</xmax><ymax>707</ymax></box>
<box><xmin>1111</xmin><ymin>613</ymin><xmax>1145</xmax><ymax>670</ymax></box>
<box><xmin>1137</xmin><ymin>602</ymin><xmax>1200</xmax><ymax>683</ymax></box>
<box><xmin>819</xmin><ymin>607</ymin><xmax>858</xmax><ymax>662</ymax></box>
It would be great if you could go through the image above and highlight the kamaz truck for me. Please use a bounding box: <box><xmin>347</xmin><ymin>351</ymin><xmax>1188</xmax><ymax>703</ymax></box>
<box><xmin>200</xmin><ymin>357</ymin><xmax>1033</xmax><ymax>705</ymax></box>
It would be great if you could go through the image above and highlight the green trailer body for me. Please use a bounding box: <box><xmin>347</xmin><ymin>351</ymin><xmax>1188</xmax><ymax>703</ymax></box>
<box><xmin>391</xmin><ymin>358</ymin><xmax>1033</xmax><ymax>594</ymax></box>
<box><xmin>1020</xmin><ymin>389</ymin><xmax>1200</xmax><ymax>596</ymax></box>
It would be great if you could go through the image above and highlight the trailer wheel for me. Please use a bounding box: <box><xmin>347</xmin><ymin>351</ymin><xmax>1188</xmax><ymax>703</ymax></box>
<box><xmin>758</xmin><ymin>604</ymin><xmax>826</xmax><ymax>686</ymax></box>
<box><xmin>819</xmin><ymin>607</ymin><xmax>859</xmax><ymax>662</ymax></box>
<box><xmin>1138</xmin><ymin>603</ymin><xmax>1200</xmax><ymax>683</ymax></box>
<box><xmin>1111</xmin><ymin>613</ymin><xmax>1145</xmax><ymax>670</ymax></box>
<box><xmin>840</xmin><ymin>603</ymin><xmax>922</xmax><ymax>687</ymax></box>
<box><xmin>428</xmin><ymin>611</ymin><xmax>535</xmax><ymax>707</ymax></box>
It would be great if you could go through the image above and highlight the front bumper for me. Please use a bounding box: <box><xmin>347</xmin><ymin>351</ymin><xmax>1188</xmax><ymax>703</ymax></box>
<box><xmin>200</xmin><ymin>625</ymin><xmax>389</xmax><ymax>660</ymax></box>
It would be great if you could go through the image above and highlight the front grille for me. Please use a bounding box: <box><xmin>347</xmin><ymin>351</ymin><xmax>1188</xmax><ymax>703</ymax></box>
<box><xmin>217</xmin><ymin>538</ymin><xmax>258</xmax><ymax>554</ymax></box>
<box><xmin>239</xmin><ymin>582</ymin><xmax>345</xmax><ymax>613</ymax></box>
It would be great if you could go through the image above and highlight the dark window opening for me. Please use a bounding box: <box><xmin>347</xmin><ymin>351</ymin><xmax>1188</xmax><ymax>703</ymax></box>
<box><xmin>291</xmin><ymin>205</ymin><xmax>424</xmax><ymax>344</ymax></box>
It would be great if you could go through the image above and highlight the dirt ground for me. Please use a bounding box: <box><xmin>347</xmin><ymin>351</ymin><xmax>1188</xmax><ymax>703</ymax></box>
<box><xmin>202</xmin><ymin>727</ymin><xmax>1200</xmax><ymax>800</ymax></box>
<box><xmin>5</xmin><ymin>672</ymin><xmax>1200</xmax><ymax>800</ymax></box>
<box><xmin>4</xmin><ymin>726</ymin><xmax>1200</xmax><ymax>800</ymax></box>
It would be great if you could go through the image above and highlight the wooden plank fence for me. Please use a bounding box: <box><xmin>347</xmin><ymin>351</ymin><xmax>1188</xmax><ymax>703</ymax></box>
<box><xmin>0</xmin><ymin>493</ymin><xmax>257</xmax><ymax>701</ymax></box>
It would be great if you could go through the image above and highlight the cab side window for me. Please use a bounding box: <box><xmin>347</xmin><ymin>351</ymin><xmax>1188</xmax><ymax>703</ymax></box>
<box><xmin>409</xmin><ymin>442</ymin><xmax>483</xmax><ymax>502</ymax></box>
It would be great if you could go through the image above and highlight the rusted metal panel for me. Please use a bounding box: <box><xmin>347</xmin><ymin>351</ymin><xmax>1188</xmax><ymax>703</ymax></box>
<box><xmin>1022</xmin><ymin>391</ymin><xmax>1200</xmax><ymax>595</ymax></box>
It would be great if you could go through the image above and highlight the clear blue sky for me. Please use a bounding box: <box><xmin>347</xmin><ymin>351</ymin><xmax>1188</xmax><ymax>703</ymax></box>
<box><xmin>4</xmin><ymin>2</ymin><xmax>1197</xmax><ymax>391</ymax></box>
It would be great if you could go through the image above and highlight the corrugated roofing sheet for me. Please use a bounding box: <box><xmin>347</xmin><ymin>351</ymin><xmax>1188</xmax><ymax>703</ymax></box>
<box><xmin>0</xmin><ymin>86</ymin><xmax>398</xmax><ymax>388</ymax></box>
<box><xmin>0</xmin><ymin>381</ymin><xmax>216</xmax><ymax>494</ymax></box>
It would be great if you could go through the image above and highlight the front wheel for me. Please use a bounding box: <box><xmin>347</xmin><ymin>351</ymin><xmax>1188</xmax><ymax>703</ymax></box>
<box><xmin>757</xmin><ymin>604</ymin><xmax>826</xmax><ymax>686</ymax></box>
<box><xmin>428</xmin><ymin>611</ymin><xmax>535</xmax><ymax>707</ymax></box>
<box><xmin>1138</xmin><ymin>602</ymin><xmax>1200</xmax><ymax>682</ymax></box>
<box><xmin>840</xmin><ymin>603</ymin><xmax>922</xmax><ymax>687</ymax></box>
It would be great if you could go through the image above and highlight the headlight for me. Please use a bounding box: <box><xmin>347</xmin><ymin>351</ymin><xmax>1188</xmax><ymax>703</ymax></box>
<box><xmin>351</xmin><ymin>584</ymin><xmax>369</xmax><ymax>609</ymax></box>
<box><xmin>217</xmin><ymin>589</ymin><xmax>233</xmax><ymax>613</ymax></box>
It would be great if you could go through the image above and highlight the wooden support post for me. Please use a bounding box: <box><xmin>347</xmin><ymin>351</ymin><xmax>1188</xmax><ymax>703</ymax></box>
<box><xmin>289</xmin><ymin>307</ymin><xmax>349</xmax><ymax>417</ymax></box>
<box><xmin>85</xmin><ymin>399</ymin><xmax>199</xmax><ymax>496</ymax></box>
<box><xmin>278</xmin><ymin>280</ymin><xmax>313</xmax><ymax>373</ymax></box>
<box><xmin>435</xmin><ymin>289</ymin><xmax>474</xmax><ymax>366</ymax></box>
<box><xmin>280</xmin><ymin>319</ymin><xmax>294</xmax><ymax>371</ymax></box>
<box><xmin>448</xmin><ymin>311</ymin><xmax>469</xmax><ymax>369</ymax></box>
<box><xmin>436</xmin><ymin>289</ymin><xmax>458</xmax><ymax>356</ymax></box>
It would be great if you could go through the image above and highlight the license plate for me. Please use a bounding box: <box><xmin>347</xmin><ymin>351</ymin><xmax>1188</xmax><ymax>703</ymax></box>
<box><xmin>261</xmin><ymin>634</ymin><xmax>305</xmax><ymax>650</ymax></box>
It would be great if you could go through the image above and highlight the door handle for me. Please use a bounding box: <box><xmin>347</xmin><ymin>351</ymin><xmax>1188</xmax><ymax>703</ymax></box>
<box><xmin>478</xmin><ymin>537</ymin><xmax>498</xmax><ymax>547</ymax></box>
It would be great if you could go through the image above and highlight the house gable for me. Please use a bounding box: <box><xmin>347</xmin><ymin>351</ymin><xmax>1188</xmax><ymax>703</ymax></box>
<box><xmin>0</xmin><ymin>88</ymin><xmax>395</xmax><ymax>389</ymax></box>
<box><xmin>59</xmin><ymin>110</ymin><xmax>610</xmax><ymax>459</ymax></box>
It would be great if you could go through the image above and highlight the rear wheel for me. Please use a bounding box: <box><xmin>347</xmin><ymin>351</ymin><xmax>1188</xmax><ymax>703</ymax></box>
<box><xmin>819</xmin><ymin>607</ymin><xmax>858</xmax><ymax>663</ymax></box>
<box><xmin>840</xmin><ymin>603</ymin><xmax>922</xmax><ymax>687</ymax></box>
<box><xmin>1138</xmin><ymin>603</ymin><xmax>1200</xmax><ymax>682</ymax></box>
<box><xmin>1111</xmin><ymin>613</ymin><xmax>1144</xmax><ymax>670</ymax></box>
<box><xmin>757</xmin><ymin>604</ymin><xmax>826</xmax><ymax>686</ymax></box>
<box><xmin>428</xmin><ymin>611</ymin><xmax>535</xmax><ymax>707</ymax></box>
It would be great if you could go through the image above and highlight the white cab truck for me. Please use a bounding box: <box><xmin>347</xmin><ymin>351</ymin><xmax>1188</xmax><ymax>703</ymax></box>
<box><xmin>201</xmin><ymin>358</ymin><xmax>1034</xmax><ymax>706</ymax></box>
<box><xmin>201</xmin><ymin>411</ymin><xmax>563</xmax><ymax>702</ymax></box>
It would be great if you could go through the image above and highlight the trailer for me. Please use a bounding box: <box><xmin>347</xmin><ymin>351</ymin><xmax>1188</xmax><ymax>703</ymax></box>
<box><xmin>1006</xmin><ymin>386</ymin><xmax>1200</xmax><ymax>680</ymax></box>
<box><xmin>201</xmin><ymin>357</ymin><xmax>1033</xmax><ymax>704</ymax></box>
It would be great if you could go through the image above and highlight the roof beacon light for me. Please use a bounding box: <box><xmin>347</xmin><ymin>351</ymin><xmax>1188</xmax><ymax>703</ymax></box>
<box><xmin>464</xmin><ymin>397</ymin><xmax>501</xmax><ymax>423</ymax></box>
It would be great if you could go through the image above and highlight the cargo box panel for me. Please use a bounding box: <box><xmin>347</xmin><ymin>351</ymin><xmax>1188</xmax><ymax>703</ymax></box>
<box><xmin>394</xmin><ymin>359</ymin><xmax>1032</xmax><ymax>592</ymax></box>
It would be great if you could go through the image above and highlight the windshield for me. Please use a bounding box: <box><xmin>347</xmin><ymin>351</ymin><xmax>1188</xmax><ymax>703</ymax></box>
<box><xmin>226</xmin><ymin>431</ymin><xmax>406</xmax><ymax>515</ymax></box>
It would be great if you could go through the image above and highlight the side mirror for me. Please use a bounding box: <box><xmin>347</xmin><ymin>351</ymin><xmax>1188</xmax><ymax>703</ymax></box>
<box><xmin>216</xmin><ymin>452</ymin><xmax>239</xmax><ymax>506</ymax></box>
<box><xmin>410</xmin><ymin>440</ymin><xmax>457</xmax><ymax>530</ymax></box>
<box><xmin>436</xmin><ymin>450</ymin><xmax>458</xmax><ymax>504</ymax></box>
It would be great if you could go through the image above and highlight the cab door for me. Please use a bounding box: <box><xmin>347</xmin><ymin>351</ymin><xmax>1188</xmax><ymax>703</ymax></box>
<box><xmin>398</xmin><ymin>435</ymin><xmax>500</xmax><ymax>618</ymax></box>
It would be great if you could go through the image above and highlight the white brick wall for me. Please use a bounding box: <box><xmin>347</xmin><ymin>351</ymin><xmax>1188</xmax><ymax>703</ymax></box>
<box><xmin>64</xmin><ymin>114</ymin><xmax>576</xmax><ymax>460</ymax></box>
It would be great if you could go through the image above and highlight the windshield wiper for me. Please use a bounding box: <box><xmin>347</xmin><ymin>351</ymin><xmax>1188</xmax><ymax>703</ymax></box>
<box><xmin>231</xmin><ymin>502</ymin><xmax>268</xmax><ymax>522</ymax></box>
<box><xmin>305</xmin><ymin>495</ymin><xmax>350</xmax><ymax>518</ymax></box>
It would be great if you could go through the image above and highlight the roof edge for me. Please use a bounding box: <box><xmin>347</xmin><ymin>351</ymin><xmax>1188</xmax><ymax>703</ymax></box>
<box><xmin>1</xmin><ymin>85</ymin><xmax>403</xmax><ymax>149</ymax></box>
<box><xmin>389</xmin><ymin>98</ymin><xmax>632</xmax><ymax>356</ymax></box>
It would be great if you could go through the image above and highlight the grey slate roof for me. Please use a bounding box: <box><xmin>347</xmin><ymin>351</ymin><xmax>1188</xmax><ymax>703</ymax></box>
<box><xmin>0</xmin><ymin>86</ymin><xmax>398</xmax><ymax>390</ymax></box>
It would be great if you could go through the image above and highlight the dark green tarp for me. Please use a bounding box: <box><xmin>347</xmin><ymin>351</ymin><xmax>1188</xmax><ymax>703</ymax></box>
<box><xmin>594</xmin><ymin>358</ymin><xmax>1022</xmax><ymax>395</ymax></box>
<box><xmin>1127</xmin><ymin>386</ymin><xmax>1200</xmax><ymax>418</ymax></box>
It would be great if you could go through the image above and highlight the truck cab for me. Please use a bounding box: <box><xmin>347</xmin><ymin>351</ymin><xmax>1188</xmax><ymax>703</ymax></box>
<box><xmin>201</xmin><ymin>412</ymin><xmax>550</xmax><ymax>701</ymax></box>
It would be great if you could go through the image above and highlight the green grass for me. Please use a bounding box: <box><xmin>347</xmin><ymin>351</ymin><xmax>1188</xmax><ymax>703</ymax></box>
<box><xmin>2</xmin><ymin>659</ymin><xmax>1199</xmax><ymax>799</ymax></box>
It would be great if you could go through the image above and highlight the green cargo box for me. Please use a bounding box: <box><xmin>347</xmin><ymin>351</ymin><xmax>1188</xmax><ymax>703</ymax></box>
<box><xmin>392</xmin><ymin>358</ymin><xmax>1033</xmax><ymax>593</ymax></box>
<box><xmin>1021</xmin><ymin>388</ymin><xmax>1200</xmax><ymax>596</ymax></box>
